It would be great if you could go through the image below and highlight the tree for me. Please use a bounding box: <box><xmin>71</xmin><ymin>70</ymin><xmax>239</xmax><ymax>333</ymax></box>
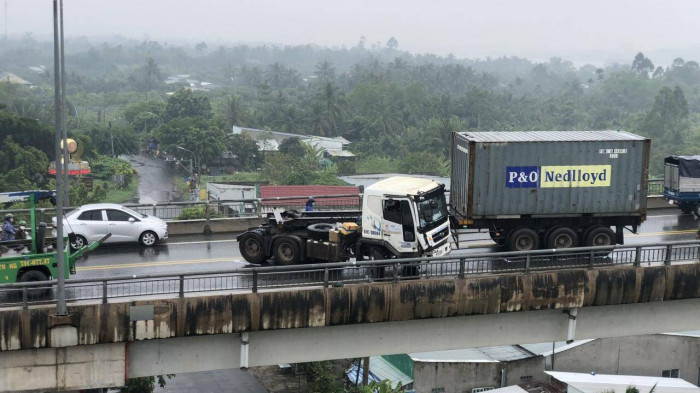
<box><xmin>314</xmin><ymin>60</ymin><xmax>336</xmax><ymax>82</ymax></box>
<box><xmin>164</xmin><ymin>88</ymin><xmax>212</xmax><ymax>122</ymax></box>
<box><xmin>641</xmin><ymin>85</ymin><xmax>689</xmax><ymax>138</ymax></box>
<box><xmin>0</xmin><ymin>136</ymin><xmax>50</xmax><ymax>192</ymax></box>
<box><xmin>153</xmin><ymin>117</ymin><xmax>227</xmax><ymax>166</ymax></box>
<box><xmin>279</xmin><ymin>137</ymin><xmax>306</xmax><ymax>158</ymax></box>
<box><xmin>385</xmin><ymin>37</ymin><xmax>399</xmax><ymax>50</ymax></box>
<box><xmin>219</xmin><ymin>95</ymin><xmax>250</xmax><ymax>128</ymax></box>
<box><xmin>120</xmin><ymin>375</ymin><xmax>173</xmax><ymax>393</ymax></box>
<box><xmin>195</xmin><ymin>41</ymin><xmax>208</xmax><ymax>53</ymax></box>
<box><xmin>632</xmin><ymin>52</ymin><xmax>654</xmax><ymax>77</ymax></box>
<box><xmin>226</xmin><ymin>133</ymin><xmax>259</xmax><ymax>170</ymax></box>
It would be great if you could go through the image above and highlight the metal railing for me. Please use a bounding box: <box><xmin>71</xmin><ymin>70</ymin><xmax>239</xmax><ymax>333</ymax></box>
<box><xmin>648</xmin><ymin>179</ymin><xmax>664</xmax><ymax>196</ymax></box>
<box><xmin>0</xmin><ymin>193</ymin><xmax>363</xmax><ymax>223</ymax></box>
<box><xmin>0</xmin><ymin>179</ymin><xmax>669</xmax><ymax>223</ymax></box>
<box><xmin>0</xmin><ymin>240</ymin><xmax>697</xmax><ymax>309</ymax></box>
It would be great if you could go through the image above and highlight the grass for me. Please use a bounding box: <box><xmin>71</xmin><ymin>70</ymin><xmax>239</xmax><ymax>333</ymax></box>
<box><xmin>98</xmin><ymin>177</ymin><xmax>139</xmax><ymax>204</ymax></box>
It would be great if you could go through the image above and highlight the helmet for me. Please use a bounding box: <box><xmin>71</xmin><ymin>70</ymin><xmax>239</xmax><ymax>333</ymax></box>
<box><xmin>308</xmin><ymin>196</ymin><xmax>315</xmax><ymax>202</ymax></box>
<box><xmin>4</xmin><ymin>213</ymin><xmax>13</xmax><ymax>220</ymax></box>
<box><xmin>18</xmin><ymin>220</ymin><xmax>27</xmax><ymax>226</ymax></box>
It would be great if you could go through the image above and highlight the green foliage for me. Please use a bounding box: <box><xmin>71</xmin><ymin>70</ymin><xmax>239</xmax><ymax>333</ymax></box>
<box><xmin>0</xmin><ymin>110</ymin><xmax>54</xmax><ymax>157</ymax></box>
<box><xmin>154</xmin><ymin>117</ymin><xmax>227</xmax><ymax>166</ymax></box>
<box><xmin>164</xmin><ymin>88</ymin><xmax>212</xmax><ymax>122</ymax></box>
<box><xmin>90</xmin><ymin>156</ymin><xmax>136</xmax><ymax>182</ymax></box>
<box><xmin>337</xmin><ymin>160</ymin><xmax>356</xmax><ymax>174</ymax></box>
<box><xmin>176</xmin><ymin>206</ymin><xmax>222</xmax><ymax>220</ymax></box>
<box><xmin>261</xmin><ymin>149</ymin><xmax>347</xmax><ymax>185</ymax></box>
<box><xmin>226</xmin><ymin>133</ymin><xmax>259</xmax><ymax>170</ymax></box>
<box><xmin>120</xmin><ymin>375</ymin><xmax>174</xmax><ymax>393</ymax></box>
<box><xmin>355</xmin><ymin>156</ymin><xmax>399</xmax><ymax>174</ymax></box>
<box><xmin>398</xmin><ymin>151</ymin><xmax>448</xmax><ymax>176</ymax></box>
<box><xmin>278</xmin><ymin>137</ymin><xmax>306</xmax><ymax>158</ymax></box>
<box><xmin>0</xmin><ymin>136</ymin><xmax>50</xmax><ymax>192</ymax></box>
<box><xmin>72</xmin><ymin>122</ymin><xmax>139</xmax><ymax>157</ymax></box>
<box><xmin>300</xmin><ymin>361</ymin><xmax>344</xmax><ymax>393</ymax></box>
<box><xmin>625</xmin><ymin>387</ymin><xmax>640</xmax><ymax>393</ymax></box>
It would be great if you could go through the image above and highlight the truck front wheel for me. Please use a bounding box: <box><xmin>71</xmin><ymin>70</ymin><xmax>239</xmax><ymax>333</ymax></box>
<box><xmin>273</xmin><ymin>237</ymin><xmax>301</xmax><ymax>265</ymax></box>
<box><xmin>507</xmin><ymin>228</ymin><xmax>539</xmax><ymax>251</ymax></box>
<box><xmin>239</xmin><ymin>231</ymin><xmax>267</xmax><ymax>264</ymax></box>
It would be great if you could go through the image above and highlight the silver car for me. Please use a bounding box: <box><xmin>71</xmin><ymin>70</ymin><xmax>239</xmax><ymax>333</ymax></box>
<box><xmin>53</xmin><ymin>203</ymin><xmax>168</xmax><ymax>249</ymax></box>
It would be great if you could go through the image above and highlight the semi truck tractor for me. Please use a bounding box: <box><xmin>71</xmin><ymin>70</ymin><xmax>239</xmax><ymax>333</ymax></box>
<box><xmin>450</xmin><ymin>130</ymin><xmax>651</xmax><ymax>251</ymax></box>
<box><xmin>662</xmin><ymin>155</ymin><xmax>700</xmax><ymax>215</ymax></box>
<box><xmin>237</xmin><ymin>177</ymin><xmax>452</xmax><ymax>265</ymax></box>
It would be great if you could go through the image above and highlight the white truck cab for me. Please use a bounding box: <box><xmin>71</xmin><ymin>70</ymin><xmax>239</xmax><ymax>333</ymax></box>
<box><xmin>361</xmin><ymin>177</ymin><xmax>452</xmax><ymax>258</ymax></box>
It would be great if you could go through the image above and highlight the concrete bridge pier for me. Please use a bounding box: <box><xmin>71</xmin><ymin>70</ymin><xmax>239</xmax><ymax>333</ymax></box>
<box><xmin>0</xmin><ymin>313</ymin><xmax>127</xmax><ymax>392</ymax></box>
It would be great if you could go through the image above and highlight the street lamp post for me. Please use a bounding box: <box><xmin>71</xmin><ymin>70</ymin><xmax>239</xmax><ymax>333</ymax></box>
<box><xmin>177</xmin><ymin>146</ymin><xmax>198</xmax><ymax>175</ymax></box>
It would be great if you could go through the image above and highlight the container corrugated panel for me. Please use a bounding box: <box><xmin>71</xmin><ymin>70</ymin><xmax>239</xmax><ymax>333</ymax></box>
<box><xmin>452</xmin><ymin>131</ymin><xmax>651</xmax><ymax>218</ymax></box>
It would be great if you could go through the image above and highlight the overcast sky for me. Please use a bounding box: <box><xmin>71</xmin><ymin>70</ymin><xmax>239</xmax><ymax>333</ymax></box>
<box><xmin>3</xmin><ymin>0</ymin><xmax>699</xmax><ymax>64</ymax></box>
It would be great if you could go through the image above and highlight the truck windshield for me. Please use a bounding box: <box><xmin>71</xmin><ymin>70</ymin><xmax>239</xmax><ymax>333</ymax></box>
<box><xmin>417</xmin><ymin>193</ymin><xmax>448</xmax><ymax>231</ymax></box>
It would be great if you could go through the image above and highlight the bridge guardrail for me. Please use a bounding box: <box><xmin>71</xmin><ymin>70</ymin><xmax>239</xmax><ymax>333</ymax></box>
<box><xmin>0</xmin><ymin>178</ymin><xmax>670</xmax><ymax>224</ymax></box>
<box><xmin>0</xmin><ymin>240</ymin><xmax>697</xmax><ymax>309</ymax></box>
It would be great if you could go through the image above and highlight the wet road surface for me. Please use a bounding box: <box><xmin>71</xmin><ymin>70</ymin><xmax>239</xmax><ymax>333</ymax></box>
<box><xmin>72</xmin><ymin>209</ymin><xmax>699</xmax><ymax>279</ymax></box>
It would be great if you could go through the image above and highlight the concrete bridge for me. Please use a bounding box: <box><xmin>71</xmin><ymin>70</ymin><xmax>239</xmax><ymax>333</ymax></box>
<box><xmin>0</xmin><ymin>246</ymin><xmax>699</xmax><ymax>392</ymax></box>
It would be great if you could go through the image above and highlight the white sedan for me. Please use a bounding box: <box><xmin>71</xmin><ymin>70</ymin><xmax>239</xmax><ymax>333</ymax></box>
<box><xmin>53</xmin><ymin>203</ymin><xmax>168</xmax><ymax>249</ymax></box>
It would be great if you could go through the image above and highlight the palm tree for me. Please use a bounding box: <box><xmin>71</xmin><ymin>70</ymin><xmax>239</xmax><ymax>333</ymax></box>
<box><xmin>314</xmin><ymin>60</ymin><xmax>336</xmax><ymax>82</ymax></box>
<box><xmin>143</xmin><ymin>57</ymin><xmax>162</xmax><ymax>99</ymax></box>
<box><xmin>316</xmin><ymin>82</ymin><xmax>346</xmax><ymax>135</ymax></box>
<box><xmin>222</xmin><ymin>95</ymin><xmax>248</xmax><ymax>128</ymax></box>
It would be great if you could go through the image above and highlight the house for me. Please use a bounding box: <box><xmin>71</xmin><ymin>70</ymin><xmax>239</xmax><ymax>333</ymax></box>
<box><xmin>545</xmin><ymin>371</ymin><xmax>700</xmax><ymax>393</ymax></box>
<box><xmin>259</xmin><ymin>185</ymin><xmax>360</xmax><ymax>212</ymax></box>
<box><xmin>402</xmin><ymin>332</ymin><xmax>700</xmax><ymax>393</ymax></box>
<box><xmin>0</xmin><ymin>72</ymin><xmax>32</xmax><ymax>86</ymax></box>
<box><xmin>230</xmin><ymin>126</ymin><xmax>355</xmax><ymax>159</ymax></box>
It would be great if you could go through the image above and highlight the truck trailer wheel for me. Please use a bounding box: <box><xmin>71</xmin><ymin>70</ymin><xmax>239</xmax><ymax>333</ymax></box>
<box><xmin>361</xmin><ymin>246</ymin><xmax>386</xmax><ymax>280</ymax></box>
<box><xmin>239</xmin><ymin>231</ymin><xmax>267</xmax><ymax>264</ymax></box>
<box><xmin>307</xmin><ymin>223</ymin><xmax>334</xmax><ymax>241</ymax></box>
<box><xmin>693</xmin><ymin>203</ymin><xmax>700</xmax><ymax>217</ymax></box>
<box><xmin>584</xmin><ymin>226</ymin><xmax>615</xmax><ymax>247</ymax></box>
<box><xmin>546</xmin><ymin>227</ymin><xmax>578</xmax><ymax>249</ymax></box>
<box><xmin>680</xmin><ymin>202</ymin><xmax>694</xmax><ymax>214</ymax></box>
<box><xmin>507</xmin><ymin>228</ymin><xmax>539</xmax><ymax>251</ymax></box>
<box><xmin>273</xmin><ymin>237</ymin><xmax>301</xmax><ymax>265</ymax></box>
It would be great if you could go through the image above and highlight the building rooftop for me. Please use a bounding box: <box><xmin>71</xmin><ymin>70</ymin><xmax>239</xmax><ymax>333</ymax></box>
<box><xmin>457</xmin><ymin>130</ymin><xmax>646</xmax><ymax>142</ymax></box>
<box><xmin>545</xmin><ymin>371</ymin><xmax>700</xmax><ymax>393</ymax></box>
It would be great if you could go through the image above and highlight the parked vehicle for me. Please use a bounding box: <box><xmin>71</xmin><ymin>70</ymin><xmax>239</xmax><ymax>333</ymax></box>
<box><xmin>237</xmin><ymin>176</ymin><xmax>451</xmax><ymax>267</ymax></box>
<box><xmin>53</xmin><ymin>203</ymin><xmax>168</xmax><ymax>249</ymax></box>
<box><xmin>450</xmin><ymin>130</ymin><xmax>651</xmax><ymax>251</ymax></box>
<box><xmin>0</xmin><ymin>190</ymin><xmax>107</xmax><ymax>284</ymax></box>
<box><xmin>662</xmin><ymin>155</ymin><xmax>700</xmax><ymax>215</ymax></box>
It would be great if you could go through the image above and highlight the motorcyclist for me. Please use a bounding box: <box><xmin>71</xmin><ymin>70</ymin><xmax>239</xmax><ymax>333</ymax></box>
<box><xmin>15</xmin><ymin>220</ymin><xmax>28</xmax><ymax>240</ymax></box>
<box><xmin>2</xmin><ymin>213</ymin><xmax>16</xmax><ymax>241</ymax></box>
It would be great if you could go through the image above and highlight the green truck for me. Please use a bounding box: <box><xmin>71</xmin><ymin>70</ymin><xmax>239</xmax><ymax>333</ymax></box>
<box><xmin>0</xmin><ymin>190</ymin><xmax>106</xmax><ymax>284</ymax></box>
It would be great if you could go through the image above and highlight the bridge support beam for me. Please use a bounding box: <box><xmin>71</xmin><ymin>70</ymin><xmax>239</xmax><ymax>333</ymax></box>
<box><xmin>566</xmin><ymin>308</ymin><xmax>578</xmax><ymax>344</ymax></box>
<box><xmin>126</xmin><ymin>297</ymin><xmax>700</xmax><ymax>378</ymax></box>
<box><xmin>0</xmin><ymin>343</ymin><xmax>126</xmax><ymax>392</ymax></box>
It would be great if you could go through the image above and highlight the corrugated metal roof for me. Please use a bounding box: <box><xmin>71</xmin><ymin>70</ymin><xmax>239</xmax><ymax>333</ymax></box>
<box><xmin>545</xmin><ymin>371</ymin><xmax>700</xmax><ymax>393</ymax></box>
<box><xmin>457</xmin><ymin>130</ymin><xmax>646</xmax><ymax>142</ymax></box>
<box><xmin>409</xmin><ymin>345</ymin><xmax>530</xmax><ymax>363</ymax></box>
<box><xmin>346</xmin><ymin>356</ymin><xmax>413</xmax><ymax>387</ymax></box>
<box><xmin>260</xmin><ymin>185</ymin><xmax>359</xmax><ymax>206</ymax></box>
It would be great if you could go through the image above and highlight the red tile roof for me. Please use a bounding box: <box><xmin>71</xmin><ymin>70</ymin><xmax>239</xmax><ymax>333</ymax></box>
<box><xmin>260</xmin><ymin>185</ymin><xmax>360</xmax><ymax>206</ymax></box>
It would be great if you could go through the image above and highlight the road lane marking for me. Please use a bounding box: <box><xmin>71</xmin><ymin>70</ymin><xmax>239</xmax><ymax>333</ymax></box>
<box><xmin>77</xmin><ymin>257</ymin><xmax>246</xmax><ymax>271</ymax></box>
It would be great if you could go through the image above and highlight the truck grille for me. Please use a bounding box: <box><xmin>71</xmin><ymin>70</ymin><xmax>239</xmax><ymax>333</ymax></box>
<box><xmin>432</xmin><ymin>226</ymin><xmax>449</xmax><ymax>243</ymax></box>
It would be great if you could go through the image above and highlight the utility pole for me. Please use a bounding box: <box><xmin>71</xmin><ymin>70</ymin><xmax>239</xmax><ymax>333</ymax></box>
<box><xmin>109</xmin><ymin>121</ymin><xmax>115</xmax><ymax>157</ymax></box>
<box><xmin>59</xmin><ymin>0</ymin><xmax>70</xmax><ymax>208</ymax></box>
<box><xmin>52</xmin><ymin>0</ymin><xmax>67</xmax><ymax>316</ymax></box>
<box><xmin>3</xmin><ymin>1</ymin><xmax>7</xmax><ymax>40</ymax></box>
